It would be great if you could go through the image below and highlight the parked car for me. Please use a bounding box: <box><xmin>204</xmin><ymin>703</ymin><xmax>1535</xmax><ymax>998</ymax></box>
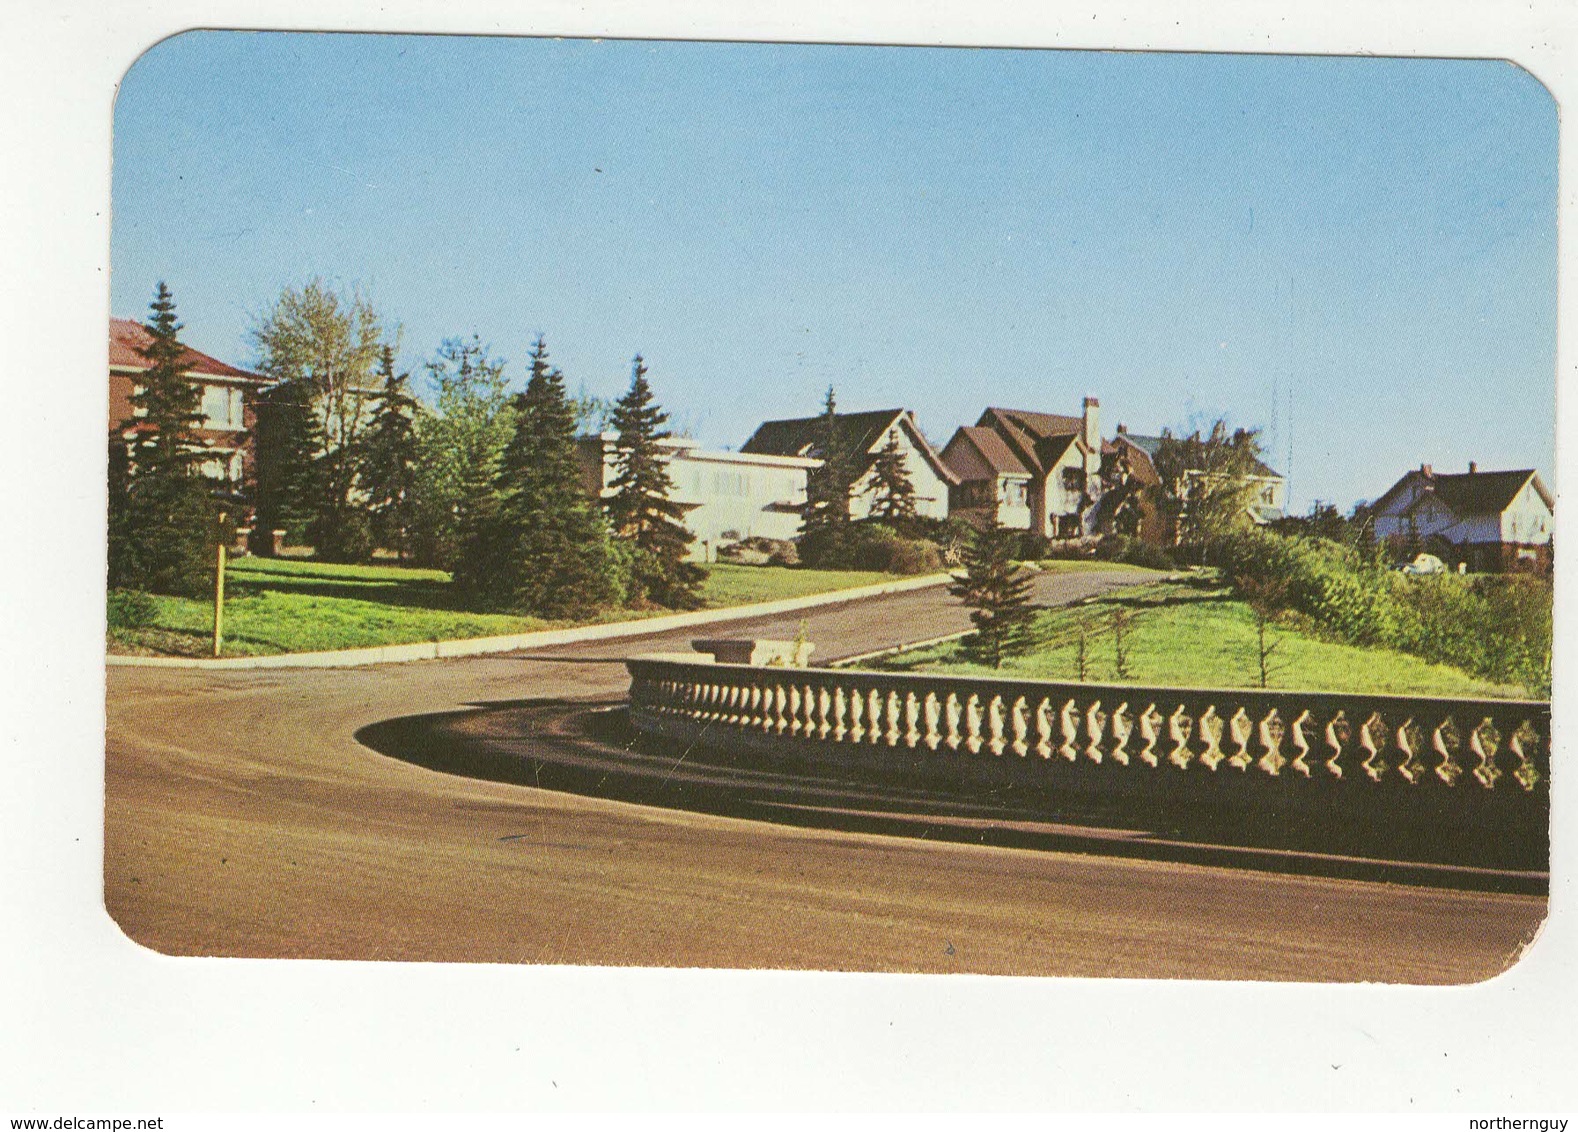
<box><xmin>1397</xmin><ymin>553</ymin><xmax>1446</xmax><ymax>575</ymax></box>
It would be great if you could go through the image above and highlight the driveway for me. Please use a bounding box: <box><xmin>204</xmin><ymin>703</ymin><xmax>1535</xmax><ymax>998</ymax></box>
<box><xmin>103</xmin><ymin>566</ymin><xmax>1547</xmax><ymax>980</ymax></box>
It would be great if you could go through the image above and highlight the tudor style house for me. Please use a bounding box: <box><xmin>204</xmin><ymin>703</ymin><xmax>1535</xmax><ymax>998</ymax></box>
<box><xmin>1371</xmin><ymin>463</ymin><xmax>1554</xmax><ymax>573</ymax></box>
<box><xmin>577</xmin><ymin>433</ymin><xmax>820</xmax><ymax>562</ymax></box>
<box><xmin>739</xmin><ymin>408</ymin><xmax>956</xmax><ymax>521</ymax></box>
<box><xmin>109</xmin><ymin>317</ymin><xmax>272</xmax><ymax>489</ymax></box>
<box><xmin>940</xmin><ymin>400</ymin><xmax>1106</xmax><ymax>538</ymax></box>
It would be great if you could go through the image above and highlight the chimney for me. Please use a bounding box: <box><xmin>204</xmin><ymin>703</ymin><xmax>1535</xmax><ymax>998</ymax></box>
<box><xmin>1420</xmin><ymin>463</ymin><xmax>1434</xmax><ymax>478</ymax></box>
<box><xmin>1083</xmin><ymin>396</ymin><xmax>1100</xmax><ymax>451</ymax></box>
<box><xmin>1116</xmin><ymin>422</ymin><xmax>1128</xmax><ymax>435</ymax></box>
<box><xmin>1468</xmin><ymin>461</ymin><xmax>1478</xmax><ymax>474</ymax></box>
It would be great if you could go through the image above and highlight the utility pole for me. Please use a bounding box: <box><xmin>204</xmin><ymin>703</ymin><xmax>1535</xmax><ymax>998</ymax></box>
<box><xmin>213</xmin><ymin>510</ymin><xmax>228</xmax><ymax>657</ymax></box>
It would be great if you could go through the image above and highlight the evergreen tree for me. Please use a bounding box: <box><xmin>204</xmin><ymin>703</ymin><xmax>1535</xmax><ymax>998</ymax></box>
<box><xmin>949</xmin><ymin>516</ymin><xmax>1035</xmax><ymax>669</ymax></box>
<box><xmin>605</xmin><ymin>355</ymin><xmax>705</xmax><ymax>609</ymax></box>
<box><xmin>107</xmin><ymin>283</ymin><xmax>221</xmax><ymax>597</ymax></box>
<box><xmin>459</xmin><ymin>336</ymin><xmax>620</xmax><ymax>617</ymax></box>
<box><xmin>800</xmin><ymin>387</ymin><xmax>857</xmax><ymax>563</ymax></box>
<box><xmin>249</xmin><ymin>377</ymin><xmax>322</xmax><ymax>554</ymax></box>
<box><xmin>360</xmin><ymin>344</ymin><xmax>420</xmax><ymax>560</ymax></box>
<box><xmin>867</xmin><ymin>429</ymin><xmax>918</xmax><ymax>523</ymax></box>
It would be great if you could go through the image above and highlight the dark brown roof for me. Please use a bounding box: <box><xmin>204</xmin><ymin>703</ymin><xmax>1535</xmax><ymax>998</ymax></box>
<box><xmin>741</xmin><ymin>408</ymin><xmax>957</xmax><ymax>484</ymax></box>
<box><xmin>976</xmin><ymin>407</ymin><xmax>1086</xmax><ymax>476</ymax></box>
<box><xmin>943</xmin><ymin>425</ymin><xmax>1032</xmax><ymax>480</ymax></box>
<box><xmin>1391</xmin><ymin>468</ymin><xmax>1553</xmax><ymax>518</ymax></box>
<box><xmin>110</xmin><ymin>318</ymin><xmax>267</xmax><ymax>383</ymax></box>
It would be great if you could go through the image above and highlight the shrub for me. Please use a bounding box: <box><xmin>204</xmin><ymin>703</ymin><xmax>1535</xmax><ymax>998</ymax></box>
<box><xmin>308</xmin><ymin>507</ymin><xmax>377</xmax><ymax>564</ymax></box>
<box><xmin>798</xmin><ymin>520</ymin><xmax>943</xmax><ymax>574</ymax></box>
<box><xmin>106</xmin><ymin>589</ymin><xmax>158</xmax><ymax>630</ymax></box>
<box><xmin>1094</xmin><ymin>534</ymin><xmax>1178</xmax><ymax>571</ymax></box>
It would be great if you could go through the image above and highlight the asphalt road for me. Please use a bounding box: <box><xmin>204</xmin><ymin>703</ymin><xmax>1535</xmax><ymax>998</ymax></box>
<box><xmin>103</xmin><ymin>567</ymin><xmax>1547</xmax><ymax>981</ymax></box>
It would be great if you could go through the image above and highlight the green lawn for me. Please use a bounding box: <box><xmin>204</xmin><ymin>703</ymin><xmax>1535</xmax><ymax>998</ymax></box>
<box><xmin>107</xmin><ymin>557</ymin><xmax>900</xmax><ymax>658</ymax></box>
<box><xmin>877</xmin><ymin>577</ymin><xmax>1529</xmax><ymax>699</ymax></box>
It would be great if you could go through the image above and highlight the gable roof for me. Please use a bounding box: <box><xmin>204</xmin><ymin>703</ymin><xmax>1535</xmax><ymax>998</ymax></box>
<box><xmin>943</xmin><ymin>425</ymin><xmax>1032</xmax><ymax>480</ymax></box>
<box><xmin>741</xmin><ymin>408</ymin><xmax>957</xmax><ymax>484</ymax></box>
<box><xmin>1381</xmin><ymin>468</ymin><xmax>1553</xmax><ymax>519</ymax></box>
<box><xmin>975</xmin><ymin>407</ymin><xmax>1088</xmax><ymax>477</ymax></box>
<box><xmin>110</xmin><ymin>318</ymin><xmax>267</xmax><ymax>384</ymax></box>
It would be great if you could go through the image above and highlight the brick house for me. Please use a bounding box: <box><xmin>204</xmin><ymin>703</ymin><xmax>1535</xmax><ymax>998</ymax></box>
<box><xmin>1371</xmin><ymin>463</ymin><xmax>1553</xmax><ymax>573</ymax></box>
<box><xmin>109</xmin><ymin>317</ymin><xmax>272</xmax><ymax>491</ymax></box>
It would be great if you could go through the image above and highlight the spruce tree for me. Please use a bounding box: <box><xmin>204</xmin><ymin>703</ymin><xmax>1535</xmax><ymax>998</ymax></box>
<box><xmin>867</xmin><ymin>429</ymin><xmax>918</xmax><ymax>524</ymax></box>
<box><xmin>606</xmin><ymin>355</ymin><xmax>705</xmax><ymax>609</ymax></box>
<box><xmin>800</xmin><ymin>386</ymin><xmax>856</xmax><ymax>564</ymax></box>
<box><xmin>249</xmin><ymin>377</ymin><xmax>322</xmax><ymax>555</ymax></box>
<box><xmin>107</xmin><ymin>282</ymin><xmax>221</xmax><ymax>597</ymax></box>
<box><xmin>360</xmin><ymin>345</ymin><xmax>420</xmax><ymax>560</ymax></box>
<box><xmin>460</xmin><ymin>336</ymin><xmax>620</xmax><ymax>618</ymax></box>
<box><xmin>949</xmin><ymin>516</ymin><xmax>1035</xmax><ymax>669</ymax></box>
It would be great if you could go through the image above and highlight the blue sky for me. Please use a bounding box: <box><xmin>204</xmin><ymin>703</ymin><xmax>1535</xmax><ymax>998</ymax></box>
<box><xmin>112</xmin><ymin>32</ymin><xmax>1557</xmax><ymax>511</ymax></box>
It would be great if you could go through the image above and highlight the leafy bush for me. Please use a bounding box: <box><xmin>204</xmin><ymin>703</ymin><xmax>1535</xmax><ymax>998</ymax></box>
<box><xmin>308</xmin><ymin>507</ymin><xmax>377</xmax><ymax>564</ymax></box>
<box><xmin>717</xmin><ymin>536</ymin><xmax>799</xmax><ymax>567</ymax></box>
<box><xmin>106</xmin><ymin>588</ymin><xmax>158</xmax><ymax>630</ymax></box>
<box><xmin>1210</xmin><ymin>527</ymin><xmax>1551</xmax><ymax>695</ymax></box>
<box><xmin>1094</xmin><ymin>534</ymin><xmax>1179</xmax><ymax>571</ymax></box>
<box><xmin>799</xmin><ymin>520</ymin><xmax>943</xmax><ymax>575</ymax></box>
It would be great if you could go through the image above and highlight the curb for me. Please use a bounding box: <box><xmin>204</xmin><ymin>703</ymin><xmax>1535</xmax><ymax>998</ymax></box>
<box><xmin>106</xmin><ymin>572</ymin><xmax>953</xmax><ymax>671</ymax></box>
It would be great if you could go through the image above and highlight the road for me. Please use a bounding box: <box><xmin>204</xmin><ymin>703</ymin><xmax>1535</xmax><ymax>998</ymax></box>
<box><xmin>103</xmin><ymin>567</ymin><xmax>1547</xmax><ymax>981</ymax></box>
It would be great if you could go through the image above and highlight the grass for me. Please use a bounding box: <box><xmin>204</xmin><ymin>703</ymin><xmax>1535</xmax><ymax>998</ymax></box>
<box><xmin>876</xmin><ymin>575</ymin><xmax>1530</xmax><ymax>699</ymax></box>
<box><xmin>107</xmin><ymin>557</ymin><xmax>899</xmax><ymax>658</ymax></box>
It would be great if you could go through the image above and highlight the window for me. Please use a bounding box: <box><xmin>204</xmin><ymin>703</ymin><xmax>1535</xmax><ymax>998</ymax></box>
<box><xmin>202</xmin><ymin>385</ymin><xmax>244</xmax><ymax>430</ymax></box>
<box><xmin>1061</xmin><ymin>467</ymin><xmax>1085</xmax><ymax>493</ymax></box>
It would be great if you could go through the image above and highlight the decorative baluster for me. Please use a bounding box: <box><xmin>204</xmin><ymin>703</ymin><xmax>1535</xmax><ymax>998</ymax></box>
<box><xmin>986</xmin><ymin>695</ymin><xmax>1006</xmax><ymax>756</ymax></box>
<box><xmin>1359</xmin><ymin>710</ymin><xmax>1389</xmax><ymax>782</ymax></box>
<box><xmin>944</xmin><ymin>692</ymin><xmax>962</xmax><ymax>751</ymax></box>
<box><xmin>1109</xmin><ymin>702</ymin><xmax>1132</xmax><ymax>766</ymax></box>
<box><xmin>1256</xmin><ymin>709</ymin><xmax>1287</xmax><ymax>776</ymax></box>
<box><xmin>1011</xmin><ymin>696</ymin><xmax>1029</xmax><ymax>757</ymax></box>
<box><xmin>1431</xmin><ymin>716</ymin><xmax>1462</xmax><ymax>785</ymax></box>
<box><xmin>1508</xmin><ymin>720</ymin><xmax>1542</xmax><ymax>792</ymax></box>
<box><xmin>1395</xmin><ymin>718</ymin><xmax>1425</xmax><ymax>784</ymax></box>
<box><xmin>1167</xmin><ymin>704</ymin><xmax>1194</xmax><ymax>769</ymax></box>
<box><xmin>1226</xmin><ymin>707</ymin><xmax>1254</xmax><ymax>771</ymax></box>
<box><xmin>1287</xmin><ymin>710</ymin><xmax>1313</xmax><ymax>777</ymax></box>
<box><xmin>849</xmin><ymin>686</ymin><xmax>865</xmax><ymax>743</ymax></box>
<box><xmin>746</xmin><ymin>684</ymin><xmax>763</xmax><ymax>730</ymax></box>
<box><xmin>1470</xmin><ymin>717</ymin><xmax>1502</xmax><ymax>789</ymax></box>
<box><xmin>923</xmin><ymin>691</ymin><xmax>941</xmax><ymax>751</ymax></box>
<box><xmin>816</xmin><ymin>687</ymin><xmax>832</xmax><ymax>739</ymax></box>
<box><xmin>1059</xmin><ymin>699</ymin><xmax>1080</xmax><ymax>761</ymax></box>
<box><xmin>787</xmin><ymin>684</ymin><xmax>803</xmax><ymax>735</ymax></box>
<box><xmin>868</xmin><ymin>689</ymin><xmax>885</xmax><ymax>745</ymax></box>
<box><xmin>802</xmin><ymin>684</ymin><xmax>818</xmax><ymax>738</ymax></box>
<box><xmin>833</xmin><ymin>686</ymin><xmax>848</xmax><ymax>742</ymax></box>
<box><xmin>965</xmin><ymin>693</ymin><xmax>984</xmax><ymax>754</ymax></box>
<box><xmin>1197</xmin><ymin>705</ymin><xmax>1225</xmax><ymax>771</ymax></box>
<box><xmin>1137</xmin><ymin>703</ymin><xmax>1163</xmax><ymax>767</ymax></box>
<box><xmin>727</xmin><ymin>684</ymin><xmax>745</xmax><ymax>726</ymax></box>
<box><xmin>1085</xmin><ymin>700</ymin><xmax>1107</xmax><ymax>763</ymax></box>
<box><xmin>1324</xmin><ymin>710</ymin><xmax>1350</xmax><ymax>778</ymax></box>
<box><xmin>885</xmin><ymin>690</ymin><xmax>903</xmax><ymax>747</ymax></box>
<box><xmin>905</xmin><ymin>691</ymin><xmax>922</xmax><ymax>749</ymax></box>
<box><xmin>1034</xmin><ymin>697</ymin><xmax>1054</xmax><ymax>759</ymax></box>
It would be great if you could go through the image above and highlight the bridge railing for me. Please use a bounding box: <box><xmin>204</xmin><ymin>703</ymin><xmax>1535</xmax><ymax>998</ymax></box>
<box><xmin>626</xmin><ymin>656</ymin><xmax>1549</xmax><ymax>795</ymax></box>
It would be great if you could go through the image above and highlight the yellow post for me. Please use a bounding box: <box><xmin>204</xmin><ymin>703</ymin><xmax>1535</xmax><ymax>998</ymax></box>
<box><xmin>213</xmin><ymin>511</ymin><xmax>227</xmax><ymax>658</ymax></box>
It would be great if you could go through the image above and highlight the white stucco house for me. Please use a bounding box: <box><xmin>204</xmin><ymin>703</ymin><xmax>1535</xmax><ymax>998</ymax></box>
<box><xmin>577</xmin><ymin>433</ymin><xmax>819</xmax><ymax>562</ymax></box>
<box><xmin>1371</xmin><ymin>463</ymin><xmax>1553</xmax><ymax>573</ymax></box>
<box><xmin>738</xmin><ymin>408</ymin><xmax>956</xmax><ymax>521</ymax></box>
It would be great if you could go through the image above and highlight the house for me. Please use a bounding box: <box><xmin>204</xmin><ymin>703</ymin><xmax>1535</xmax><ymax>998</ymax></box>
<box><xmin>739</xmin><ymin>408</ymin><xmax>956</xmax><ymax>521</ymax></box>
<box><xmin>577</xmin><ymin>433</ymin><xmax>820</xmax><ymax>562</ymax></box>
<box><xmin>1106</xmin><ymin>425</ymin><xmax>1287</xmax><ymax>535</ymax></box>
<box><xmin>940</xmin><ymin>400</ymin><xmax>1105</xmax><ymax>538</ymax></box>
<box><xmin>109</xmin><ymin>317</ymin><xmax>272</xmax><ymax>490</ymax></box>
<box><xmin>1371</xmin><ymin>463</ymin><xmax>1553</xmax><ymax>573</ymax></box>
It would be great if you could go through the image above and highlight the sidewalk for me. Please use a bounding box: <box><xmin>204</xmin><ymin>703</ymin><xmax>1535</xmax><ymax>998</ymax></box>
<box><xmin>106</xmin><ymin>572</ymin><xmax>952</xmax><ymax>670</ymax></box>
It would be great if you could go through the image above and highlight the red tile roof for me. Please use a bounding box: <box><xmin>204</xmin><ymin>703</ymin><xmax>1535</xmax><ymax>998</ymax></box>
<box><xmin>110</xmin><ymin>318</ymin><xmax>268</xmax><ymax>383</ymax></box>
